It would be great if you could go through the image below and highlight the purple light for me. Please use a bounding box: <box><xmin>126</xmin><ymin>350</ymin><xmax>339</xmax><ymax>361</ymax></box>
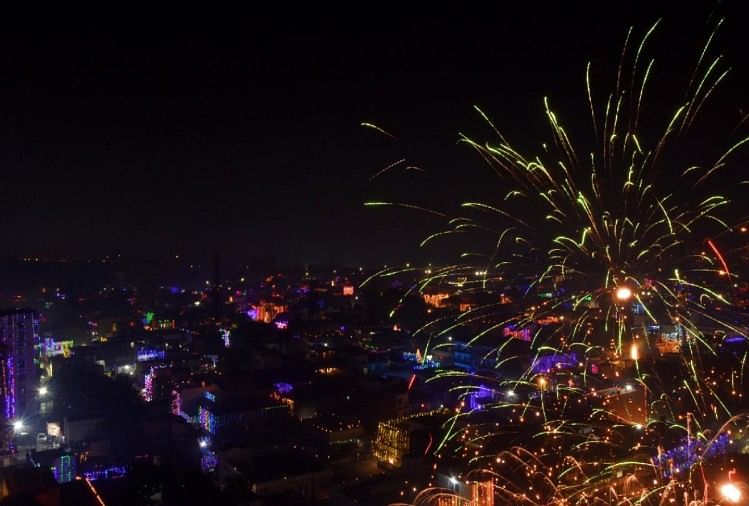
<box><xmin>503</xmin><ymin>324</ymin><xmax>532</xmax><ymax>341</ymax></box>
<box><xmin>198</xmin><ymin>405</ymin><xmax>216</xmax><ymax>434</ymax></box>
<box><xmin>274</xmin><ymin>382</ymin><xmax>293</xmax><ymax>394</ymax></box>
<box><xmin>724</xmin><ymin>335</ymin><xmax>747</xmax><ymax>344</ymax></box>
<box><xmin>171</xmin><ymin>389</ymin><xmax>182</xmax><ymax>416</ymax></box>
<box><xmin>653</xmin><ymin>433</ymin><xmax>732</xmax><ymax>477</ymax></box>
<box><xmin>200</xmin><ymin>451</ymin><xmax>218</xmax><ymax>472</ymax></box>
<box><xmin>466</xmin><ymin>385</ymin><xmax>494</xmax><ymax>410</ymax></box>
<box><xmin>531</xmin><ymin>353</ymin><xmax>578</xmax><ymax>374</ymax></box>
<box><xmin>4</xmin><ymin>356</ymin><xmax>15</xmax><ymax>420</ymax></box>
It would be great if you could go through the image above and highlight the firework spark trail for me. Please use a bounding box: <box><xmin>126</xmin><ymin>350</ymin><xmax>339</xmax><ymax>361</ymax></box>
<box><xmin>375</xmin><ymin>17</ymin><xmax>749</xmax><ymax>506</ymax></box>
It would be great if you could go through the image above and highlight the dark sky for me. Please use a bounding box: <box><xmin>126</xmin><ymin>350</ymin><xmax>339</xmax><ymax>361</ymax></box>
<box><xmin>1</xmin><ymin>3</ymin><xmax>746</xmax><ymax>267</ymax></box>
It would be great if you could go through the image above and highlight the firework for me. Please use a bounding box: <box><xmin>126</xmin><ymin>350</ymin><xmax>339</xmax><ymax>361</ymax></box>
<box><xmin>369</xmin><ymin>18</ymin><xmax>749</xmax><ymax>506</ymax></box>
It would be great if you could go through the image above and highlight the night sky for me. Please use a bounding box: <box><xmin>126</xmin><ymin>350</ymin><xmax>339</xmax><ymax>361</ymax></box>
<box><xmin>2</xmin><ymin>4</ymin><xmax>746</xmax><ymax>266</ymax></box>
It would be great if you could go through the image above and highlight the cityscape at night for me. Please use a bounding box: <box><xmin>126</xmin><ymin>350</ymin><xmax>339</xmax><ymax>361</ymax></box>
<box><xmin>2</xmin><ymin>4</ymin><xmax>749</xmax><ymax>506</ymax></box>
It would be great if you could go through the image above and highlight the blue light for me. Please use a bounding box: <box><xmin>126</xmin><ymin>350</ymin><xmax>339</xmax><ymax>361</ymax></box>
<box><xmin>136</xmin><ymin>347</ymin><xmax>165</xmax><ymax>362</ymax></box>
<box><xmin>652</xmin><ymin>433</ymin><xmax>731</xmax><ymax>477</ymax></box>
<box><xmin>83</xmin><ymin>466</ymin><xmax>127</xmax><ymax>481</ymax></box>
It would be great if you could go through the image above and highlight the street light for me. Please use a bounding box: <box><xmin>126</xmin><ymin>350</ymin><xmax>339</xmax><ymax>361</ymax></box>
<box><xmin>39</xmin><ymin>386</ymin><xmax>48</xmax><ymax>396</ymax></box>
<box><xmin>12</xmin><ymin>420</ymin><xmax>23</xmax><ymax>433</ymax></box>
<box><xmin>720</xmin><ymin>482</ymin><xmax>741</xmax><ymax>503</ymax></box>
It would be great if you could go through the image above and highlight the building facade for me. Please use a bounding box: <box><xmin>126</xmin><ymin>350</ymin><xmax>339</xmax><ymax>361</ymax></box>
<box><xmin>0</xmin><ymin>309</ymin><xmax>40</xmax><ymax>418</ymax></box>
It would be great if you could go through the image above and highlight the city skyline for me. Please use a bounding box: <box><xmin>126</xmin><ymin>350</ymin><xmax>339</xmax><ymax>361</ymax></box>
<box><xmin>2</xmin><ymin>5</ymin><xmax>749</xmax><ymax>505</ymax></box>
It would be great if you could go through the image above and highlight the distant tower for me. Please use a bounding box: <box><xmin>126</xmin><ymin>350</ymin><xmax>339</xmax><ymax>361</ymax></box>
<box><xmin>0</xmin><ymin>309</ymin><xmax>40</xmax><ymax>418</ymax></box>
<box><xmin>212</xmin><ymin>252</ymin><xmax>222</xmax><ymax>319</ymax></box>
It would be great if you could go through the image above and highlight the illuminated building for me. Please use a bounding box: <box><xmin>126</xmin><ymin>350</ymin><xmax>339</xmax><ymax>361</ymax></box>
<box><xmin>502</xmin><ymin>324</ymin><xmax>532</xmax><ymax>341</ymax></box>
<box><xmin>191</xmin><ymin>391</ymin><xmax>291</xmax><ymax>434</ymax></box>
<box><xmin>0</xmin><ymin>308</ymin><xmax>40</xmax><ymax>417</ymax></box>
<box><xmin>136</xmin><ymin>347</ymin><xmax>166</xmax><ymax>362</ymax></box>
<box><xmin>82</xmin><ymin>465</ymin><xmax>127</xmax><ymax>481</ymax></box>
<box><xmin>29</xmin><ymin>448</ymin><xmax>76</xmax><ymax>484</ymax></box>
<box><xmin>402</xmin><ymin>351</ymin><xmax>441</xmax><ymax>370</ymax></box>
<box><xmin>249</xmin><ymin>302</ymin><xmax>288</xmax><ymax>323</ymax></box>
<box><xmin>435</xmin><ymin>479</ymin><xmax>495</xmax><ymax>506</ymax></box>
<box><xmin>0</xmin><ymin>344</ymin><xmax>13</xmax><ymax>421</ymax></box>
<box><xmin>156</xmin><ymin>319</ymin><xmax>175</xmax><ymax>330</ymax></box>
<box><xmin>40</xmin><ymin>338</ymin><xmax>73</xmax><ymax>359</ymax></box>
<box><xmin>423</xmin><ymin>293</ymin><xmax>450</xmax><ymax>308</ymax></box>
<box><xmin>469</xmin><ymin>480</ymin><xmax>494</xmax><ymax>506</ymax></box>
<box><xmin>373</xmin><ymin>409</ymin><xmax>448</xmax><ymax>468</ymax></box>
<box><xmin>652</xmin><ymin>324</ymin><xmax>684</xmax><ymax>354</ymax></box>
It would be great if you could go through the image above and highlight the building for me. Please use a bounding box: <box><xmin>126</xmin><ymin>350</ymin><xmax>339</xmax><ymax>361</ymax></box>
<box><xmin>28</xmin><ymin>448</ymin><xmax>76</xmax><ymax>484</ymax></box>
<box><xmin>373</xmin><ymin>409</ymin><xmax>448</xmax><ymax>469</ymax></box>
<box><xmin>0</xmin><ymin>344</ymin><xmax>13</xmax><ymax>423</ymax></box>
<box><xmin>218</xmin><ymin>449</ymin><xmax>331</xmax><ymax>502</ymax></box>
<box><xmin>0</xmin><ymin>308</ymin><xmax>40</xmax><ymax>418</ymax></box>
<box><xmin>435</xmin><ymin>477</ymin><xmax>495</xmax><ymax>506</ymax></box>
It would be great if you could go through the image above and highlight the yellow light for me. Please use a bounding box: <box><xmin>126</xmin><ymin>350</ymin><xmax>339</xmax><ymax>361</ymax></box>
<box><xmin>615</xmin><ymin>286</ymin><xmax>632</xmax><ymax>301</ymax></box>
<box><xmin>720</xmin><ymin>483</ymin><xmax>741</xmax><ymax>503</ymax></box>
<box><xmin>630</xmin><ymin>343</ymin><xmax>639</xmax><ymax>361</ymax></box>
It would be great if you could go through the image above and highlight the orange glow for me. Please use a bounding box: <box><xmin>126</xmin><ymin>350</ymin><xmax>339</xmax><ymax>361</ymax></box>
<box><xmin>423</xmin><ymin>293</ymin><xmax>449</xmax><ymax>308</ymax></box>
<box><xmin>615</xmin><ymin>286</ymin><xmax>632</xmax><ymax>301</ymax></box>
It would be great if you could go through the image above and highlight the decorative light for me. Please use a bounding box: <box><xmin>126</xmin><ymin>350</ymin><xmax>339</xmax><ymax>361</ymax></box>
<box><xmin>615</xmin><ymin>286</ymin><xmax>632</xmax><ymax>301</ymax></box>
<box><xmin>720</xmin><ymin>483</ymin><xmax>741</xmax><ymax>503</ymax></box>
<box><xmin>630</xmin><ymin>343</ymin><xmax>639</xmax><ymax>361</ymax></box>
